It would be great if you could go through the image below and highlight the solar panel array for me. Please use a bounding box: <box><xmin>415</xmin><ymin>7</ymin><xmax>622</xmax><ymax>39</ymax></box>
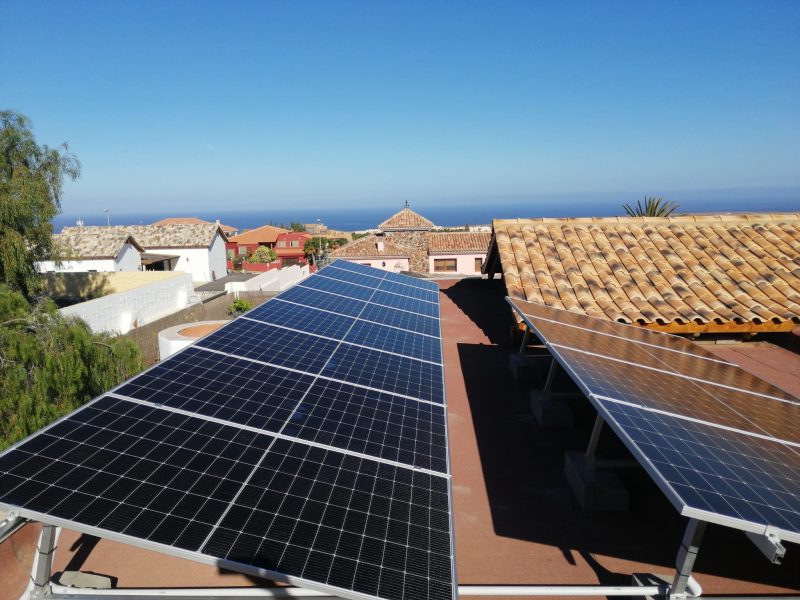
<box><xmin>0</xmin><ymin>260</ymin><xmax>454</xmax><ymax>600</ymax></box>
<box><xmin>508</xmin><ymin>297</ymin><xmax>800</xmax><ymax>544</ymax></box>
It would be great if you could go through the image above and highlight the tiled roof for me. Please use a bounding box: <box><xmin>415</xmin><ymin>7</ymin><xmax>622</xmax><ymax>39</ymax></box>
<box><xmin>228</xmin><ymin>225</ymin><xmax>288</xmax><ymax>245</ymax></box>
<box><xmin>61</xmin><ymin>224</ymin><xmax>226</xmax><ymax>249</ymax></box>
<box><xmin>329</xmin><ymin>235</ymin><xmax>410</xmax><ymax>258</ymax></box>
<box><xmin>53</xmin><ymin>230</ymin><xmax>143</xmax><ymax>260</ymax></box>
<box><xmin>151</xmin><ymin>217</ymin><xmax>238</xmax><ymax>233</ymax></box>
<box><xmin>487</xmin><ymin>213</ymin><xmax>800</xmax><ymax>332</ymax></box>
<box><xmin>428</xmin><ymin>232</ymin><xmax>492</xmax><ymax>254</ymax></box>
<box><xmin>378</xmin><ymin>207</ymin><xmax>434</xmax><ymax>230</ymax></box>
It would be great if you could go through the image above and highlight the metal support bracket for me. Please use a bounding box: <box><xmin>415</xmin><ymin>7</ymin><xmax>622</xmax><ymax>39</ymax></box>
<box><xmin>31</xmin><ymin>524</ymin><xmax>58</xmax><ymax>599</ymax></box>
<box><xmin>0</xmin><ymin>510</ymin><xmax>27</xmax><ymax>543</ymax></box>
<box><xmin>745</xmin><ymin>530</ymin><xmax>786</xmax><ymax>564</ymax></box>
<box><xmin>519</xmin><ymin>329</ymin><xmax>531</xmax><ymax>354</ymax></box>
<box><xmin>584</xmin><ymin>415</ymin><xmax>604</xmax><ymax>468</ymax></box>
<box><xmin>670</xmin><ymin>519</ymin><xmax>706</xmax><ymax>598</ymax></box>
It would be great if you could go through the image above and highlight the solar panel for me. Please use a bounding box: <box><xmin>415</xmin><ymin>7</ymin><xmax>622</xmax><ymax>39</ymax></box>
<box><xmin>0</xmin><ymin>263</ymin><xmax>454</xmax><ymax>600</ymax></box>
<box><xmin>508</xmin><ymin>297</ymin><xmax>800</xmax><ymax>544</ymax></box>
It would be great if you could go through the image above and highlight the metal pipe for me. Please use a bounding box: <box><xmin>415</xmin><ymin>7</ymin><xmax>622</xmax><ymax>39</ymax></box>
<box><xmin>48</xmin><ymin>584</ymin><xmax>668</xmax><ymax>598</ymax></box>
<box><xmin>585</xmin><ymin>414</ymin><xmax>604</xmax><ymax>467</ymax></box>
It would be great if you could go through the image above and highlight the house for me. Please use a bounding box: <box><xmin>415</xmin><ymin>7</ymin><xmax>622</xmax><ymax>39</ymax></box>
<box><xmin>151</xmin><ymin>217</ymin><xmax>239</xmax><ymax>236</ymax></box>
<box><xmin>59</xmin><ymin>223</ymin><xmax>228</xmax><ymax>283</ymax></box>
<box><xmin>428</xmin><ymin>231</ymin><xmax>492</xmax><ymax>274</ymax></box>
<box><xmin>38</xmin><ymin>230</ymin><xmax>144</xmax><ymax>273</ymax></box>
<box><xmin>328</xmin><ymin>234</ymin><xmax>411</xmax><ymax>271</ymax></box>
<box><xmin>378</xmin><ymin>205</ymin><xmax>435</xmax><ymax>273</ymax></box>
<box><xmin>274</xmin><ymin>231</ymin><xmax>312</xmax><ymax>267</ymax></box>
<box><xmin>226</xmin><ymin>224</ymin><xmax>289</xmax><ymax>265</ymax></box>
<box><xmin>483</xmin><ymin>213</ymin><xmax>800</xmax><ymax>333</ymax></box>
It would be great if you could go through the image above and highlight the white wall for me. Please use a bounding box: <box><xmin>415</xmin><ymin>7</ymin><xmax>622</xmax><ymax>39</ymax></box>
<box><xmin>60</xmin><ymin>272</ymin><xmax>194</xmax><ymax>334</ymax></box>
<box><xmin>208</xmin><ymin>233</ymin><xmax>227</xmax><ymax>281</ymax></box>
<box><xmin>226</xmin><ymin>264</ymin><xmax>310</xmax><ymax>293</ymax></box>
<box><xmin>340</xmin><ymin>258</ymin><xmax>409</xmax><ymax>272</ymax></box>
<box><xmin>36</xmin><ymin>241</ymin><xmax>142</xmax><ymax>273</ymax></box>
<box><xmin>429</xmin><ymin>253</ymin><xmax>485</xmax><ymax>274</ymax></box>
<box><xmin>149</xmin><ymin>232</ymin><xmax>228</xmax><ymax>283</ymax></box>
<box><xmin>115</xmin><ymin>243</ymin><xmax>142</xmax><ymax>271</ymax></box>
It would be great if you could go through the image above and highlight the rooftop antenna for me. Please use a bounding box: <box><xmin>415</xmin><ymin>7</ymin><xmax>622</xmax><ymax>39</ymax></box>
<box><xmin>76</xmin><ymin>218</ymin><xmax>84</xmax><ymax>227</ymax></box>
<box><xmin>404</xmin><ymin>200</ymin><xmax>409</xmax><ymax>208</ymax></box>
<box><xmin>103</xmin><ymin>208</ymin><xmax>110</xmax><ymax>226</ymax></box>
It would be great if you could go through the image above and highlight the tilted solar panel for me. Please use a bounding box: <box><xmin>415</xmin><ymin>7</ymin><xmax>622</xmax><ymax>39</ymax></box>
<box><xmin>0</xmin><ymin>260</ymin><xmax>454</xmax><ymax>600</ymax></box>
<box><xmin>508</xmin><ymin>296</ymin><xmax>800</xmax><ymax>544</ymax></box>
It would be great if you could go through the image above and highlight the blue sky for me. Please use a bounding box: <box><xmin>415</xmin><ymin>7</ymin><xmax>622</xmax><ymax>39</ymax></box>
<box><xmin>2</xmin><ymin>0</ymin><xmax>799</xmax><ymax>216</ymax></box>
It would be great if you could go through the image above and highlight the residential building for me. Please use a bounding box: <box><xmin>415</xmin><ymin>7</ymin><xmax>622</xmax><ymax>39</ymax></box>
<box><xmin>484</xmin><ymin>213</ymin><xmax>800</xmax><ymax>333</ymax></box>
<box><xmin>38</xmin><ymin>230</ymin><xmax>143</xmax><ymax>273</ymax></box>
<box><xmin>274</xmin><ymin>231</ymin><xmax>312</xmax><ymax>267</ymax></box>
<box><xmin>226</xmin><ymin>224</ymin><xmax>289</xmax><ymax>265</ymax></box>
<box><xmin>328</xmin><ymin>235</ymin><xmax>411</xmax><ymax>271</ymax></box>
<box><xmin>59</xmin><ymin>223</ymin><xmax>228</xmax><ymax>283</ymax></box>
<box><xmin>428</xmin><ymin>231</ymin><xmax>492</xmax><ymax>274</ymax></box>
<box><xmin>152</xmin><ymin>217</ymin><xmax>239</xmax><ymax>236</ymax></box>
<box><xmin>378</xmin><ymin>205</ymin><xmax>435</xmax><ymax>273</ymax></box>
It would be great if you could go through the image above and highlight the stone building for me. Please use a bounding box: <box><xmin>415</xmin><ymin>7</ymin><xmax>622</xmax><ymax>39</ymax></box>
<box><xmin>377</xmin><ymin>205</ymin><xmax>434</xmax><ymax>273</ymax></box>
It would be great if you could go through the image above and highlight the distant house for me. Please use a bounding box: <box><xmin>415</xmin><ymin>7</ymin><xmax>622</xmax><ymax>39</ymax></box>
<box><xmin>152</xmin><ymin>217</ymin><xmax>239</xmax><ymax>236</ymax></box>
<box><xmin>59</xmin><ymin>224</ymin><xmax>228</xmax><ymax>283</ymax></box>
<box><xmin>38</xmin><ymin>230</ymin><xmax>144</xmax><ymax>273</ymax></box>
<box><xmin>275</xmin><ymin>231</ymin><xmax>312</xmax><ymax>267</ymax></box>
<box><xmin>226</xmin><ymin>224</ymin><xmax>289</xmax><ymax>265</ymax></box>
<box><xmin>428</xmin><ymin>232</ymin><xmax>492</xmax><ymax>274</ymax></box>
<box><xmin>329</xmin><ymin>235</ymin><xmax>410</xmax><ymax>271</ymax></box>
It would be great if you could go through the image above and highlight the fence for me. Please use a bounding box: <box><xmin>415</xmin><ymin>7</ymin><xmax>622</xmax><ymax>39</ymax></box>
<box><xmin>122</xmin><ymin>291</ymin><xmax>275</xmax><ymax>364</ymax></box>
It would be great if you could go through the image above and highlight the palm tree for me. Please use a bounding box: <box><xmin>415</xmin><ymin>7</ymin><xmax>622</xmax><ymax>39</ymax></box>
<box><xmin>623</xmin><ymin>196</ymin><xmax>679</xmax><ymax>217</ymax></box>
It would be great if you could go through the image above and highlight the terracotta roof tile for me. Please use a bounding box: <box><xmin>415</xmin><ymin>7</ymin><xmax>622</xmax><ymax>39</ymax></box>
<box><xmin>228</xmin><ymin>225</ymin><xmax>289</xmax><ymax>245</ymax></box>
<box><xmin>151</xmin><ymin>217</ymin><xmax>237</xmax><ymax>233</ymax></box>
<box><xmin>53</xmin><ymin>230</ymin><xmax>143</xmax><ymax>260</ymax></box>
<box><xmin>488</xmin><ymin>213</ymin><xmax>800</xmax><ymax>332</ymax></box>
<box><xmin>60</xmin><ymin>224</ymin><xmax>225</xmax><ymax>249</ymax></box>
<box><xmin>378</xmin><ymin>207</ymin><xmax>434</xmax><ymax>230</ymax></box>
<box><xmin>329</xmin><ymin>235</ymin><xmax>410</xmax><ymax>259</ymax></box>
<box><xmin>427</xmin><ymin>232</ymin><xmax>491</xmax><ymax>254</ymax></box>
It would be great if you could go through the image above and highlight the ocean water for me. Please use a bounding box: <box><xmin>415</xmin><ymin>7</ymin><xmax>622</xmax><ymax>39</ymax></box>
<box><xmin>54</xmin><ymin>194</ymin><xmax>799</xmax><ymax>232</ymax></box>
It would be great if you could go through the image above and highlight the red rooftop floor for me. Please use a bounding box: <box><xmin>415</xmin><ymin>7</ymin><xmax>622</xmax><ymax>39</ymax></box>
<box><xmin>2</xmin><ymin>277</ymin><xmax>799</xmax><ymax>598</ymax></box>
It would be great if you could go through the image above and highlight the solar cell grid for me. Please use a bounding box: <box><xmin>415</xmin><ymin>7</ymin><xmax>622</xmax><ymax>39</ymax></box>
<box><xmin>378</xmin><ymin>269</ymin><xmax>439</xmax><ymax>292</ymax></box>
<box><xmin>273</xmin><ymin>288</ymin><xmax>368</xmax><ymax>318</ymax></box>
<box><xmin>359</xmin><ymin>303</ymin><xmax>440</xmax><ymax>337</ymax></box>
<box><xmin>369</xmin><ymin>291</ymin><xmax>439</xmax><ymax>318</ymax></box>
<box><xmin>196</xmin><ymin>319</ymin><xmax>339</xmax><ymax>374</ymax></box>
<box><xmin>323</xmin><ymin>345</ymin><xmax>445</xmax><ymax>404</ymax></box>
<box><xmin>283</xmin><ymin>378</ymin><xmax>449</xmax><ymax>473</ymax></box>
<box><xmin>115</xmin><ymin>347</ymin><xmax>314</xmax><ymax>433</ymax></box>
<box><xmin>600</xmin><ymin>399</ymin><xmax>800</xmax><ymax>538</ymax></box>
<box><xmin>529</xmin><ymin>315</ymin><xmax>796</xmax><ymax>402</ymax></box>
<box><xmin>245</xmin><ymin>301</ymin><xmax>357</xmax><ymax>340</ymax></box>
<box><xmin>326</xmin><ymin>261</ymin><xmax>438</xmax><ymax>292</ymax></box>
<box><xmin>316</xmin><ymin>268</ymin><xmax>388</xmax><ymax>288</ymax></box>
<box><xmin>553</xmin><ymin>346</ymin><xmax>800</xmax><ymax>445</ymax></box>
<box><xmin>202</xmin><ymin>438</ymin><xmax>454</xmax><ymax>600</ymax></box>
<box><xmin>377</xmin><ymin>279</ymin><xmax>439</xmax><ymax>303</ymax></box>
<box><xmin>299</xmin><ymin>276</ymin><xmax>376</xmax><ymax>301</ymax></box>
<box><xmin>345</xmin><ymin>320</ymin><xmax>442</xmax><ymax>364</ymax></box>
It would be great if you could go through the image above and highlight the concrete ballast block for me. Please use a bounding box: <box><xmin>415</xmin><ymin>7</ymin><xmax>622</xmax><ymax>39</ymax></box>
<box><xmin>564</xmin><ymin>450</ymin><xmax>629</xmax><ymax>512</ymax></box>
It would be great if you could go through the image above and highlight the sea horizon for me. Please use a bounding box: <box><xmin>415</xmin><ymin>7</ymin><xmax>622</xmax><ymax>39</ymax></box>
<box><xmin>54</xmin><ymin>192</ymin><xmax>800</xmax><ymax>233</ymax></box>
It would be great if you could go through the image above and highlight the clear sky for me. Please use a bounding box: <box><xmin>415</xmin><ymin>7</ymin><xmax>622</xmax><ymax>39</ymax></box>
<box><xmin>2</xmin><ymin>0</ymin><xmax>799</xmax><ymax>215</ymax></box>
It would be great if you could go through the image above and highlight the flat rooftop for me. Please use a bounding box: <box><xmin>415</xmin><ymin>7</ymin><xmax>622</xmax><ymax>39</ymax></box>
<box><xmin>2</xmin><ymin>278</ymin><xmax>799</xmax><ymax>598</ymax></box>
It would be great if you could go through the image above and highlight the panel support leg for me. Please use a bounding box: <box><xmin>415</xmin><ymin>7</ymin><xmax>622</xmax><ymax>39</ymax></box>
<box><xmin>518</xmin><ymin>329</ymin><xmax>531</xmax><ymax>354</ymax></box>
<box><xmin>542</xmin><ymin>358</ymin><xmax>557</xmax><ymax>392</ymax></box>
<box><xmin>31</xmin><ymin>524</ymin><xmax>57</xmax><ymax>599</ymax></box>
<box><xmin>585</xmin><ymin>414</ymin><xmax>604</xmax><ymax>468</ymax></box>
<box><xmin>670</xmin><ymin>519</ymin><xmax>705</xmax><ymax>598</ymax></box>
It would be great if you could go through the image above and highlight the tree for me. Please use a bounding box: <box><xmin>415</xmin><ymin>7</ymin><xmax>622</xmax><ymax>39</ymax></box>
<box><xmin>290</xmin><ymin>221</ymin><xmax>306</xmax><ymax>232</ymax></box>
<box><xmin>0</xmin><ymin>111</ymin><xmax>81</xmax><ymax>298</ymax></box>
<box><xmin>0</xmin><ymin>288</ymin><xmax>142</xmax><ymax>449</ymax></box>
<box><xmin>623</xmin><ymin>196</ymin><xmax>679</xmax><ymax>217</ymax></box>
<box><xmin>248</xmin><ymin>245</ymin><xmax>277</xmax><ymax>263</ymax></box>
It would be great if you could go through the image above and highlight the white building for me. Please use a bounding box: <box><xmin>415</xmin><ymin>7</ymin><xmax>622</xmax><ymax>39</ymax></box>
<box><xmin>58</xmin><ymin>223</ymin><xmax>229</xmax><ymax>283</ymax></box>
<box><xmin>427</xmin><ymin>231</ymin><xmax>492</xmax><ymax>275</ymax></box>
<box><xmin>328</xmin><ymin>235</ymin><xmax>411</xmax><ymax>272</ymax></box>
<box><xmin>38</xmin><ymin>231</ymin><xmax>143</xmax><ymax>273</ymax></box>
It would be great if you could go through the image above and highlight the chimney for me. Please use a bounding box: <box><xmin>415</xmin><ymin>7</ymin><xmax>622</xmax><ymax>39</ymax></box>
<box><xmin>376</xmin><ymin>240</ymin><xmax>385</xmax><ymax>252</ymax></box>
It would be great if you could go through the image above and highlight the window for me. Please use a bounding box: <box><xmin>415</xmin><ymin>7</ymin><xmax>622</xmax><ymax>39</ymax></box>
<box><xmin>277</xmin><ymin>241</ymin><xmax>286</xmax><ymax>248</ymax></box>
<box><xmin>226</xmin><ymin>249</ymin><xmax>235</xmax><ymax>260</ymax></box>
<box><xmin>290</xmin><ymin>240</ymin><xmax>299</xmax><ymax>248</ymax></box>
<box><xmin>433</xmin><ymin>258</ymin><xmax>457</xmax><ymax>272</ymax></box>
<box><xmin>475</xmin><ymin>257</ymin><xmax>483</xmax><ymax>272</ymax></box>
<box><xmin>238</xmin><ymin>245</ymin><xmax>250</xmax><ymax>256</ymax></box>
